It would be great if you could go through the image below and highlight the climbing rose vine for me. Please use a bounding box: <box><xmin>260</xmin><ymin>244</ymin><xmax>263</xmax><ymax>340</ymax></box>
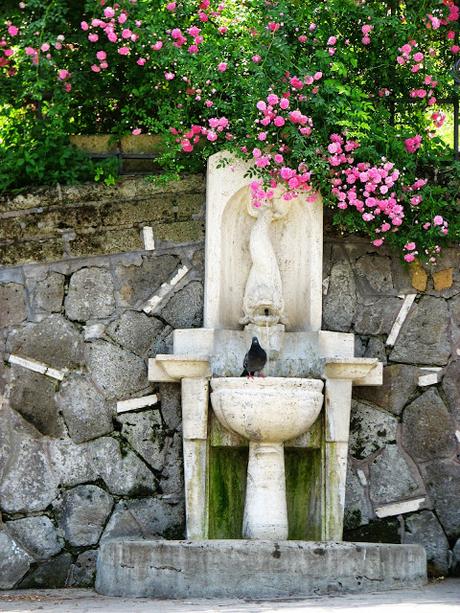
<box><xmin>0</xmin><ymin>0</ymin><xmax>459</xmax><ymax>263</ymax></box>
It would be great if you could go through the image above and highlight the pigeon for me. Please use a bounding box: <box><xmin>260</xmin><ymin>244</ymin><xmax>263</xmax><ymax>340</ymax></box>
<box><xmin>241</xmin><ymin>336</ymin><xmax>267</xmax><ymax>378</ymax></box>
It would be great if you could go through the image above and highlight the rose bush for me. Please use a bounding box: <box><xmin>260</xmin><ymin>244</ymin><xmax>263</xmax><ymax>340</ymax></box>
<box><xmin>0</xmin><ymin>0</ymin><xmax>459</xmax><ymax>262</ymax></box>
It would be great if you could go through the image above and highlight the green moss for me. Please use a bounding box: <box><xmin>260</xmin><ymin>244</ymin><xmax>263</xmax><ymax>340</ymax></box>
<box><xmin>286</xmin><ymin>448</ymin><xmax>322</xmax><ymax>540</ymax></box>
<box><xmin>208</xmin><ymin>447</ymin><xmax>248</xmax><ymax>539</ymax></box>
<box><xmin>153</xmin><ymin>220</ymin><xmax>204</xmax><ymax>244</ymax></box>
<box><xmin>344</xmin><ymin>518</ymin><xmax>401</xmax><ymax>543</ymax></box>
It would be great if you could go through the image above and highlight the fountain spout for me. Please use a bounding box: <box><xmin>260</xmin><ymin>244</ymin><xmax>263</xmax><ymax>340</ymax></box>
<box><xmin>240</xmin><ymin>204</ymin><xmax>288</xmax><ymax>327</ymax></box>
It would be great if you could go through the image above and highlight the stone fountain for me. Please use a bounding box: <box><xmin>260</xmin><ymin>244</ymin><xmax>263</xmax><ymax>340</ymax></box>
<box><xmin>96</xmin><ymin>152</ymin><xmax>426</xmax><ymax>599</ymax></box>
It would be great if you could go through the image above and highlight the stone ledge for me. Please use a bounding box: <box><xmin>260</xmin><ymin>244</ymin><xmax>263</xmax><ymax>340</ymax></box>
<box><xmin>96</xmin><ymin>539</ymin><xmax>426</xmax><ymax>599</ymax></box>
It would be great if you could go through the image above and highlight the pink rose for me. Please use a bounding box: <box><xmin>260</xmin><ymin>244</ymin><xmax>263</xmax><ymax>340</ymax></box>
<box><xmin>118</xmin><ymin>46</ymin><xmax>130</xmax><ymax>55</ymax></box>
<box><xmin>217</xmin><ymin>62</ymin><xmax>227</xmax><ymax>72</ymax></box>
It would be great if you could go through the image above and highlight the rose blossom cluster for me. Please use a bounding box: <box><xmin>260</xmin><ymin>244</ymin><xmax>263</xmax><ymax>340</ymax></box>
<box><xmin>170</xmin><ymin>25</ymin><xmax>204</xmax><ymax>55</ymax></box>
<box><xmin>327</xmin><ymin>136</ymin><xmax>405</xmax><ymax>246</ymax></box>
<box><xmin>81</xmin><ymin>5</ymin><xmax>143</xmax><ymax>66</ymax></box>
<box><xmin>426</xmin><ymin>1</ymin><xmax>459</xmax><ymax>54</ymax></box>
<box><xmin>403</xmin><ymin>241</ymin><xmax>418</xmax><ymax>262</ymax></box>
<box><xmin>404</xmin><ymin>134</ymin><xmax>422</xmax><ymax>153</ymax></box>
<box><xmin>0</xmin><ymin>24</ymin><xmax>19</xmax><ymax>75</ymax></box>
<box><xmin>173</xmin><ymin>116</ymin><xmax>231</xmax><ymax>152</ymax></box>
<box><xmin>361</xmin><ymin>23</ymin><xmax>374</xmax><ymax>45</ymax></box>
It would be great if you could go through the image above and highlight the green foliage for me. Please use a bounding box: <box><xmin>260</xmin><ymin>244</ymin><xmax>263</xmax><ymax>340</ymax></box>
<box><xmin>0</xmin><ymin>0</ymin><xmax>458</xmax><ymax>260</ymax></box>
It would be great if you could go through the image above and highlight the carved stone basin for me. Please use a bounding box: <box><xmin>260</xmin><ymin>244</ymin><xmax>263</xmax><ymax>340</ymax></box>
<box><xmin>210</xmin><ymin>377</ymin><xmax>323</xmax><ymax>443</ymax></box>
<box><xmin>210</xmin><ymin>377</ymin><xmax>324</xmax><ymax>540</ymax></box>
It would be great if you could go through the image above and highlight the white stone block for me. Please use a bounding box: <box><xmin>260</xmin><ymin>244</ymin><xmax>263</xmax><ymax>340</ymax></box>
<box><xmin>386</xmin><ymin>294</ymin><xmax>416</xmax><ymax>347</ymax></box>
<box><xmin>318</xmin><ymin>331</ymin><xmax>354</xmax><ymax>358</ymax></box>
<box><xmin>173</xmin><ymin>329</ymin><xmax>215</xmax><ymax>355</ymax></box>
<box><xmin>142</xmin><ymin>226</ymin><xmax>155</xmax><ymax>251</ymax></box>
<box><xmin>375</xmin><ymin>497</ymin><xmax>425</xmax><ymax>518</ymax></box>
<box><xmin>357</xmin><ymin>469</ymin><xmax>368</xmax><ymax>487</ymax></box>
<box><xmin>45</xmin><ymin>367</ymin><xmax>65</xmax><ymax>381</ymax></box>
<box><xmin>8</xmin><ymin>354</ymin><xmax>47</xmax><ymax>375</ymax></box>
<box><xmin>418</xmin><ymin>373</ymin><xmax>439</xmax><ymax>387</ymax></box>
<box><xmin>143</xmin><ymin>265</ymin><xmax>190</xmax><ymax>314</ymax></box>
<box><xmin>83</xmin><ymin>323</ymin><xmax>105</xmax><ymax>340</ymax></box>
<box><xmin>117</xmin><ymin>394</ymin><xmax>159</xmax><ymax>414</ymax></box>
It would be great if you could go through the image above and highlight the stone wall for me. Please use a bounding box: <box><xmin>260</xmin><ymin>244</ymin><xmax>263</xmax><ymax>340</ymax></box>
<box><xmin>0</xmin><ymin>178</ymin><xmax>459</xmax><ymax>587</ymax></box>
<box><xmin>323</xmin><ymin>241</ymin><xmax>460</xmax><ymax>577</ymax></box>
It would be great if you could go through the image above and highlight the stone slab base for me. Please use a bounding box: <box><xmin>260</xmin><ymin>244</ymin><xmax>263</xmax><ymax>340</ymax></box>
<box><xmin>95</xmin><ymin>539</ymin><xmax>426</xmax><ymax>599</ymax></box>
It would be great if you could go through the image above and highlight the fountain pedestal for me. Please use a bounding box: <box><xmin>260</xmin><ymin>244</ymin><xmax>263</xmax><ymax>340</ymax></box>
<box><xmin>211</xmin><ymin>377</ymin><xmax>323</xmax><ymax>540</ymax></box>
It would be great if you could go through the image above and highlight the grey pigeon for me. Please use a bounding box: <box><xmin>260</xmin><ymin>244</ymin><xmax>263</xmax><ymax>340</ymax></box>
<box><xmin>241</xmin><ymin>336</ymin><xmax>267</xmax><ymax>377</ymax></box>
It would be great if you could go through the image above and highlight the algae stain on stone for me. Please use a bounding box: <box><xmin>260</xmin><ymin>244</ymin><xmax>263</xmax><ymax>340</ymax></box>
<box><xmin>208</xmin><ymin>447</ymin><xmax>248</xmax><ymax>539</ymax></box>
<box><xmin>286</xmin><ymin>448</ymin><xmax>322</xmax><ymax>540</ymax></box>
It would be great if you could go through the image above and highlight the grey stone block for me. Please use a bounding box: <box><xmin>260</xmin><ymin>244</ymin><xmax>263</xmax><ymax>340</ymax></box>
<box><xmin>68</xmin><ymin>549</ymin><xmax>98</xmax><ymax>587</ymax></box>
<box><xmin>160</xmin><ymin>432</ymin><xmax>184</xmax><ymax>502</ymax></box>
<box><xmin>369</xmin><ymin>445</ymin><xmax>420</xmax><ymax>506</ymax></box>
<box><xmin>85</xmin><ymin>340</ymin><xmax>150</xmax><ymax>400</ymax></box>
<box><xmin>8</xmin><ymin>366</ymin><xmax>64</xmax><ymax>437</ymax></box>
<box><xmin>88</xmin><ymin>437</ymin><xmax>157</xmax><ymax>496</ymax></box>
<box><xmin>96</xmin><ymin>540</ymin><xmax>426</xmax><ymax>599</ymax></box>
<box><xmin>354</xmin><ymin>364</ymin><xmax>418</xmax><ymax>416</ymax></box>
<box><xmin>8</xmin><ymin>314</ymin><xmax>83</xmax><ymax>369</ymax></box>
<box><xmin>117</xmin><ymin>410</ymin><xmax>167</xmax><ymax>471</ymax></box>
<box><xmin>354</xmin><ymin>255</ymin><xmax>394</xmax><ymax>295</ymax></box>
<box><xmin>48</xmin><ymin>438</ymin><xmax>97</xmax><ymax>487</ymax></box>
<box><xmin>404</xmin><ymin>511</ymin><xmax>450</xmax><ymax>577</ymax></box>
<box><xmin>30</xmin><ymin>272</ymin><xmax>65</xmax><ymax>313</ymax></box>
<box><xmin>442</xmin><ymin>359</ymin><xmax>460</xmax><ymax>423</ymax></box>
<box><xmin>107</xmin><ymin>311</ymin><xmax>166</xmax><ymax>357</ymax></box>
<box><xmin>363</xmin><ymin>337</ymin><xmax>387</xmax><ymax>364</ymax></box>
<box><xmin>58</xmin><ymin>485</ymin><xmax>114</xmax><ymax>547</ymax></box>
<box><xmin>389</xmin><ymin>296</ymin><xmax>450</xmax><ymax>366</ymax></box>
<box><xmin>0</xmin><ymin>283</ymin><xmax>27</xmax><ymax>327</ymax></box>
<box><xmin>56</xmin><ymin>375</ymin><xmax>113</xmax><ymax>443</ymax></box>
<box><xmin>0</xmin><ymin>411</ymin><xmax>59</xmax><ymax>513</ymax></box>
<box><xmin>402</xmin><ymin>389</ymin><xmax>457</xmax><ymax>463</ymax></box>
<box><xmin>160</xmin><ymin>281</ymin><xmax>203</xmax><ymax>329</ymax></box>
<box><xmin>115</xmin><ymin>254</ymin><xmax>179</xmax><ymax>307</ymax></box>
<box><xmin>18</xmin><ymin>552</ymin><xmax>73</xmax><ymax>589</ymax></box>
<box><xmin>349</xmin><ymin>400</ymin><xmax>397</xmax><ymax>459</ymax></box>
<box><xmin>6</xmin><ymin>516</ymin><xmax>63</xmax><ymax>560</ymax></box>
<box><xmin>453</xmin><ymin>539</ymin><xmax>460</xmax><ymax>576</ymax></box>
<box><xmin>422</xmin><ymin>459</ymin><xmax>460</xmax><ymax>539</ymax></box>
<box><xmin>159</xmin><ymin>383</ymin><xmax>181</xmax><ymax>431</ymax></box>
<box><xmin>101</xmin><ymin>497</ymin><xmax>185</xmax><ymax>542</ymax></box>
<box><xmin>344</xmin><ymin>464</ymin><xmax>372</xmax><ymax>529</ymax></box>
<box><xmin>65</xmin><ymin>267</ymin><xmax>115</xmax><ymax>321</ymax></box>
<box><xmin>354</xmin><ymin>297</ymin><xmax>402</xmax><ymax>336</ymax></box>
<box><xmin>0</xmin><ymin>530</ymin><xmax>33</xmax><ymax>589</ymax></box>
<box><xmin>323</xmin><ymin>260</ymin><xmax>356</xmax><ymax>332</ymax></box>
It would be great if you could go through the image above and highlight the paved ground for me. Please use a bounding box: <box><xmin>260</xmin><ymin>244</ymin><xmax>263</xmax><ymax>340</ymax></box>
<box><xmin>0</xmin><ymin>580</ymin><xmax>459</xmax><ymax>613</ymax></box>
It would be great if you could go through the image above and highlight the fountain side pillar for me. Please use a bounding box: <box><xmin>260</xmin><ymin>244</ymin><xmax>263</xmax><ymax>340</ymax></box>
<box><xmin>182</xmin><ymin>377</ymin><xmax>209</xmax><ymax>539</ymax></box>
<box><xmin>322</xmin><ymin>359</ymin><xmax>383</xmax><ymax>540</ymax></box>
<box><xmin>322</xmin><ymin>379</ymin><xmax>353</xmax><ymax>541</ymax></box>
